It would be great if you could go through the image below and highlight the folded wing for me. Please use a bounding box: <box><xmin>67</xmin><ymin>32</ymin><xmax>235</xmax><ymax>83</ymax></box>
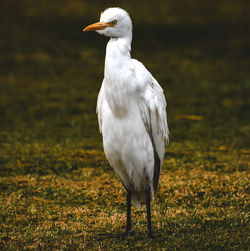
<box><xmin>134</xmin><ymin>59</ymin><xmax>169</xmax><ymax>194</ymax></box>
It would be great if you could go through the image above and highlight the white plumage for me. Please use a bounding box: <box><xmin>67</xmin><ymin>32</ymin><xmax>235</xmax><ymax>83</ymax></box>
<box><xmin>84</xmin><ymin>7</ymin><xmax>169</xmax><ymax>236</ymax></box>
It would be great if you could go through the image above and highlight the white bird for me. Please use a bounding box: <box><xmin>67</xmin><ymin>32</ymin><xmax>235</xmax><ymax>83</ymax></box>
<box><xmin>83</xmin><ymin>7</ymin><xmax>169</xmax><ymax>238</ymax></box>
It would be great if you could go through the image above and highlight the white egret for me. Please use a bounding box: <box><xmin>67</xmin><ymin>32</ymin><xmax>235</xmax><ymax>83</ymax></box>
<box><xmin>83</xmin><ymin>7</ymin><xmax>169</xmax><ymax>238</ymax></box>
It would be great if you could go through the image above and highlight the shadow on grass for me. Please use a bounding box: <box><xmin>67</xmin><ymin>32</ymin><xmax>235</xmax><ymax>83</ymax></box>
<box><xmin>87</xmin><ymin>215</ymin><xmax>248</xmax><ymax>249</ymax></box>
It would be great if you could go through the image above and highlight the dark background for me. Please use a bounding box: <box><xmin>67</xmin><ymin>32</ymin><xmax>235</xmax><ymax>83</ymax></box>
<box><xmin>0</xmin><ymin>1</ymin><xmax>249</xmax><ymax>249</ymax></box>
<box><xmin>0</xmin><ymin>0</ymin><xmax>249</xmax><ymax>148</ymax></box>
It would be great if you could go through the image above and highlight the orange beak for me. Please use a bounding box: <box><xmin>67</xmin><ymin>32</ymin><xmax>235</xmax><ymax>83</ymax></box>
<box><xmin>83</xmin><ymin>22</ymin><xmax>111</xmax><ymax>32</ymax></box>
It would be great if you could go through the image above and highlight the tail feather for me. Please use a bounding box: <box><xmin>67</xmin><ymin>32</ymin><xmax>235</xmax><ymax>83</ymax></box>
<box><xmin>131</xmin><ymin>192</ymin><xmax>142</xmax><ymax>209</ymax></box>
<box><xmin>131</xmin><ymin>189</ymin><xmax>155</xmax><ymax>209</ymax></box>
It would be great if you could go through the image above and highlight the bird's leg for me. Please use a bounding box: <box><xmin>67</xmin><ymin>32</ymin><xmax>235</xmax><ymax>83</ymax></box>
<box><xmin>125</xmin><ymin>189</ymin><xmax>133</xmax><ymax>236</ymax></box>
<box><xmin>146</xmin><ymin>188</ymin><xmax>153</xmax><ymax>239</ymax></box>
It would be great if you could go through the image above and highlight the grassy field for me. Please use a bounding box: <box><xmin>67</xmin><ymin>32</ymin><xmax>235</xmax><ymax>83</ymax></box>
<box><xmin>0</xmin><ymin>0</ymin><xmax>249</xmax><ymax>249</ymax></box>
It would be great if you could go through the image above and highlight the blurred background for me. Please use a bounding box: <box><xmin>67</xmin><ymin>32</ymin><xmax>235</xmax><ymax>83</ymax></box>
<box><xmin>0</xmin><ymin>0</ymin><xmax>249</xmax><ymax>173</ymax></box>
<box><xmin>0</xmin><ymin>1</ymin><xmax>249</xmax><ymax>249</ymax></box>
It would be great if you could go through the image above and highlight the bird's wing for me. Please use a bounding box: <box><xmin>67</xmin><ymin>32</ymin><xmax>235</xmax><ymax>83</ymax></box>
<box><xmin>133</xmin><ymin>59</ymin><xmax>169</xmax><ymax>194</ymax></box>
<box><xmin>96</xmin><ymin>80</ymin><xmax>105</xmax><ymax>133</ymax></box>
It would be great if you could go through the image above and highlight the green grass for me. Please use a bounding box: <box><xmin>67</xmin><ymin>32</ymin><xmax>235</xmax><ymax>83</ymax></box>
<box><xmin>0</xmin><ymin>0</ymin><xmax>249</xmax><ymax>249</ymax></box>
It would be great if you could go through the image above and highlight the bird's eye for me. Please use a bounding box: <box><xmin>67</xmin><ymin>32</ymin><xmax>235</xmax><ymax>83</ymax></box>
<box><xmin>110</xmin><ymin>20</ymin><xmax>117</xmax><ymax>26</ymax></box>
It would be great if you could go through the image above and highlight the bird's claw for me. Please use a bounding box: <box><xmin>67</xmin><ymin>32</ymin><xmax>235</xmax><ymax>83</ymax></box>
<box><xmin>124</xmin><ymin>229</ymin><xmax>134</xmax><ymax>236</ymax></box>
<box><xmin>146</xmin><ymin>231</ymin><xmax>153</xmax><ymax>240</ymax></box>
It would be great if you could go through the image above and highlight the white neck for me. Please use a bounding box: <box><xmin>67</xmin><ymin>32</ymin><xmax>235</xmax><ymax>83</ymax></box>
<box><xmin>103</xmin><ymin>35</ymin><xmax>134</xmax><ymax>116</ymax></box>
<box><xmin>104</xmin><ymin>35</ymin><xmax>132</xmax><ymax>77</ymax></box>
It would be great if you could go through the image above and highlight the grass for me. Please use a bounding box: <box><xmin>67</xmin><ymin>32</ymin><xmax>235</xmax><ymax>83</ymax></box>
<box><xmin>0</xmin><ymin>0</ymin><xmax>249</xmax><ymax>249</ymax></box>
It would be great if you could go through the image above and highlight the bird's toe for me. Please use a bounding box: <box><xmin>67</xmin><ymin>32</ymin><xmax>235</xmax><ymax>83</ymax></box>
<box><xmin>124</xmin><ymin>229</ymin><xmax>134</xmax><ymax>237</ymax></box>
<box><xmin>146</xmin><ymin>231</ymin><xmax>154</xmax><ymax>240</ymax></box>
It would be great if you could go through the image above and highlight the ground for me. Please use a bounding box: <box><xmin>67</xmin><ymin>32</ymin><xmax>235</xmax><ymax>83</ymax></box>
<box><xmin>0</xmin><ymin>0</ymin><xmax>249</xmax><ymax>249</ymax></box>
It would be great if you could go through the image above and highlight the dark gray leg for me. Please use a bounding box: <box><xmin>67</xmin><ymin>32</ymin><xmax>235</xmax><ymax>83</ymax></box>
<box><xmin>125</xmin><ymin>190</ymin><xmax>133</xmax><ymax>236</ymax></box>
<box><xmin>146</xmin><ymin>188</ymin><xmax>153</xmax><ymax>238</ymax></box>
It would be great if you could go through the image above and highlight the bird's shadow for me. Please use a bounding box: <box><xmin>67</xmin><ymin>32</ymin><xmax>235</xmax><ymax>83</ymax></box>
<box><xmin>94</xmin><ymin>228</ymin><xmax>171</xmax><ymax>242</ymax></box>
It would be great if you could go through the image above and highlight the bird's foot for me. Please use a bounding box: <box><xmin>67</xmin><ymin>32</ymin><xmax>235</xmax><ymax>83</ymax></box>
<box><xmin>146</xmin><ymin>231</ymin><xmax>153</xmax><ymax>240</ymax></box>
<box><xmin>124</xmin><ymin>229</ymin><xmax>134</xmax><ymax>237</ymax></box>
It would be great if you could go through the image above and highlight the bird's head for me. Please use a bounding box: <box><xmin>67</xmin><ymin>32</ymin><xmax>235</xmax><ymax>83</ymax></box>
<box><xmin>83</xmin><ymin>7</ymin><xmax>132</xmax><ymax>38</ymax></box>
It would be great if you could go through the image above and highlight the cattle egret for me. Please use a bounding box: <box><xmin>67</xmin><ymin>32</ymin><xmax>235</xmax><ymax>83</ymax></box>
<box><xmin>83</xmin><ymin>7</ymin><xmax>169</xmax><ymax>238</ymax></box>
